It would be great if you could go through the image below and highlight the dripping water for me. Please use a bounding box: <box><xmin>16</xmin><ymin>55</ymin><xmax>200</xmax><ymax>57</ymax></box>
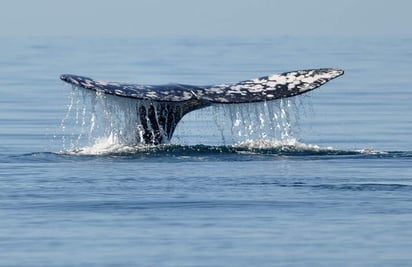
<box><xmin>60</xmin><ymin>86</ymin><xmax>308</xmax><ymax>153</ymax></box>
<box><xmin>60</xmin><ymin>86</ymin><xmax>186</xmax><ymax>153</ymax></box>
<box><xmin>60</xmin><ymin>87</ymin><xmax>138</xmax><ymax>152</ymax></box>
<box><xmin>210</xmin><ymin>98</ymin><xmax>305</xmax><ymax>146</ymax></box>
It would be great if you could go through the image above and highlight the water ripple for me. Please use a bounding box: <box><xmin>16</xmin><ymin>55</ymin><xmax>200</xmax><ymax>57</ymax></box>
<box><xmin>4</xmin><ymin>145</ymin><xmax>412</xmax><ymax>163</ymax></box>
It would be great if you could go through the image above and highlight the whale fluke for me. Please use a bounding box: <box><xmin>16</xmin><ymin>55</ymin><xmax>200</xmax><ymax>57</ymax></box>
<box><xmin>61</xmin><ymin>68</ymin><xmax>343</xmax><ymax>144</ymax></box>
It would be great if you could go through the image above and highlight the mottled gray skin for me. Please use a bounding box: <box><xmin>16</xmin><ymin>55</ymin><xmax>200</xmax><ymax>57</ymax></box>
<box><xmin>61</xmin><ymin>68</ymin><xmax>344</xmax><ymax>144</ymax></box>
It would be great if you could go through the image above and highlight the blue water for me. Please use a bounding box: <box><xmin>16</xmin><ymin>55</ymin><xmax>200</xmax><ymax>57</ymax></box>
<box><xmin>1</xmin><ymin>36</ymin><xmax>412</xmax><ymax>266</ymax></box>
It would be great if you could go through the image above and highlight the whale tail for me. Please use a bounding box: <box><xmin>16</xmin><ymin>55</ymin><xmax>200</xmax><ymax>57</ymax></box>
<box><xmin>61</xmin><ymin>68</ymin><xmax>344</xmax><ymax>144</ymax></box>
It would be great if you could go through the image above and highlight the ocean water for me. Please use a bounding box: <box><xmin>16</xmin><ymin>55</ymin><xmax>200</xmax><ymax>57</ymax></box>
<box><xmin>1</xmin><ymin>36</ymin><xmax>412</xmax><ymax>266</ymax></box>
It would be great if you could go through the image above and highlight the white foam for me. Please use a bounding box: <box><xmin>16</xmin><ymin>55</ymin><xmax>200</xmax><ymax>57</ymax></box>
<box><xmin>356</xmin><ymin>148</ymin><xmax>387</xmax><ymax>155</ymax></box>
<box><xmin>63</xmin><ymin>133</ymin><xmax>153</xmax><ymax>155</ymax></box>
<box><xmin>232</xmin><ymin>138</ymin><xmax>333</xmax><ymax>151</ymax></box>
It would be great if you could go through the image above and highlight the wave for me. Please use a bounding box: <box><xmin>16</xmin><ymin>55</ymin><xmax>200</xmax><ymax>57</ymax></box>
<box><xmin>4</xmin><ymin>145</ymin><xmax>411</xmax><ymax>164</ymax></box>
<box><xmin>56</xmin><ymin>137</ymin><xmax>402</xmax><ymax>160</ymax></box>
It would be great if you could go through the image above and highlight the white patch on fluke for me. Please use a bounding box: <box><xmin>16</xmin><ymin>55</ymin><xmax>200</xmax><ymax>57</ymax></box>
<box><xmin>61</xmin><ymin>68</ymin><xmax>343</xmax><ymax>104</ymax></box>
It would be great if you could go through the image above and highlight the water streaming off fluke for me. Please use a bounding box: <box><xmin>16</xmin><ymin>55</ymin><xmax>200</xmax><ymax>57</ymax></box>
<box><xmin>60</xmin><ymin>85</ymin><xmax>311</xmax><ymax>154</ymax></box>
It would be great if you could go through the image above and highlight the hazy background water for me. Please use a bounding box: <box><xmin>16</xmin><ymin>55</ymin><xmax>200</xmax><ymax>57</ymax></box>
<box><xmin>1</xmin><ymin>36</ymin><xmax>412</xmax><ymax>266</ymax></box>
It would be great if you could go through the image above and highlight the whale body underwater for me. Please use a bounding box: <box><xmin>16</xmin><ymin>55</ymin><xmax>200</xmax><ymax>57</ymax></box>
<box><xmin>60</xmin><ymin>68</ymin><xmax>344</xmax><ymax>145</ymax></box>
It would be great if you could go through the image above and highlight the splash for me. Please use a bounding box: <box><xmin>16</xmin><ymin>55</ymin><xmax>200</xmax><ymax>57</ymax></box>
<box><xmin>60</xmin><ymin>86</ymin><xmax>312</xmax><ymax>155</ymax></box>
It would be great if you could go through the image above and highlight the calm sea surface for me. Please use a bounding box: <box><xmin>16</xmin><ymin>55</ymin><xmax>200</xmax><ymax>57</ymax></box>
<box><xmin>1</xmin><ymin>36</ymin><xmax>412</xmax><ymax>266</ymax></box>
